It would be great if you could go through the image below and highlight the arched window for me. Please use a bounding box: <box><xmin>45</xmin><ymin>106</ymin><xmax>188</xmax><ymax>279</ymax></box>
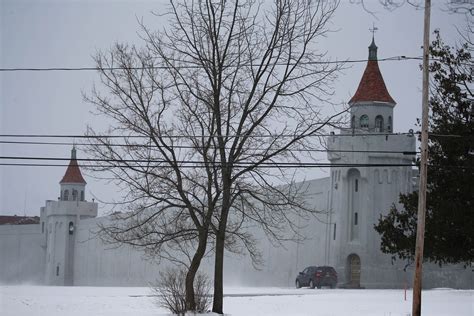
<box><xmin>375</xmin><ymin>115</ymin><xmax>384</xmax><ymax>132</ymax></box>
<box><xmin>388</xmin><ymin>116</ymin><xmax>392</xmax><ymax>133</ymax></box>
<box><xmin>80</xmin><ymin>191</ymin><xmax>84</xmax><ymax>201</ymax></box>
<box><xmin>351</xmin><ymin>115</ymin><xmax>355</xmax><ymax>128</ymax></box>
<box><xmin>72</xmin><ymin>190</ymin><xmax>77</xmax><ymax>201</ymax></box>
<box><xmin>64</xmin><ymin>190</ymin><xmax>69</xmax><ymax>201</ymax></box>
<box><xmin>348</xmin><ymin>169</ymin><xmax>361</xmax><ymax>241</ymax></box>
<box><xmin>360</xmin><ymin>115</ymin><xmax>369</xmax><ymax>128</ymax></box>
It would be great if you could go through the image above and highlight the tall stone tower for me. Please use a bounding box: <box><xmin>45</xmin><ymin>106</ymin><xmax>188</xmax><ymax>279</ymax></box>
<box><xmin>326</xmin><ymin>37</ymin><xmax>416</xmax><ymax>288</ymax></box>
<box><xmin>40</xmin><ymin>147</ymin><xmax>98</xmax><ymax>285</ymax></box>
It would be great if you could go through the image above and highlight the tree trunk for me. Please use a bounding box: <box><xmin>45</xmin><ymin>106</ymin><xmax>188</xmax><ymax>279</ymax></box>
<box><xmin>212</xmin><ymin>160</ymin><xmax>232</xmax><ymax>314</ymax></box>
<box><xmin>186</xmin><ymin>231</ymin><xmax>208</xmax><ymax>311</ymax></box>
<box><xmin>212</xmin><ymin>228</ymin><xmax>226</xmax><ymax>314</ymax></box>
<box><xmin>212</xmin><ymin>187</ymin><xmax>230</xmax><ymax>314</ymax></box>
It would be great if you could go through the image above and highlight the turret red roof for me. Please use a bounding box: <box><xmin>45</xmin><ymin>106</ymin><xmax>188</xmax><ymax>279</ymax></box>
<box><xmin>60</xmin><ymin>148</ymin><xmax>86</xmax><ymax>184</ymax></box>
<box><xmin>349</xmin><ymin>38</ymin><xmax>395</xmax><ymax>105</ymax></box>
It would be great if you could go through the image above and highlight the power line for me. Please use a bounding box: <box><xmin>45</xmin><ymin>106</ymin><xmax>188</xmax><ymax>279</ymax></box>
<box><xmin>0</xmin><ymin>140</ymin><xmax>419</xmax><ymax>155</ymax></box>
<box><xmin>0</xmin><ymin>132</ymin><xmax>416</xmax><ymax>138</ymax></box>
<box><xmin>0</xmin><ymin>162</ymin><xmax>471</xmax><ymax>170</ymax></box>
<box><xmin>0</xmin><ymin>131</ymin><xmax>470</xmax><ymax>139</ymax></box>
<box><xmin>1</xmin><ymin>155</ymin><xmax>470</xmax><ymax>169</ymax></box>
<box><xmin>0</xmin><ymin>162</ymin><xmax>417</xmax><ymax>169</ymax></box>
<box><xmin>0</xmin><ymin>132</ymin><xmax>468</xmax><ymax>139</ymax></box>
<box><xmin>0</xmin><ymin>156</ymin><xmax>416</xmax><ymax>166</ymax></box>
<box><xmin>1</xmin><ymin>57</ymin><xmax>471</xmax><ymax>73</ymax></box>
<box><xmin>0</xmin><ymin>56</ymin><xmax>424</xmax><ymax>72</ymax></box>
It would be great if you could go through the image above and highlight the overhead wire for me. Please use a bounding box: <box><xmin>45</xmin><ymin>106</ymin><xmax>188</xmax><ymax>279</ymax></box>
<box><xmin>3</xmin><ymin>132</ymin><xmax>470</xmax><ymax>138</ymax></box>
<box><xmin>0</xmin><ymin>132</ymin><xmax>416</xmax><ymax>138</ymax></box>
<box><xmin>0</xmin><ymin>162</ymin><xmax>471</xmax><ymax>170</ymax></box>
<box><xmin>0</xmin><ymin>56</ymin><xmax>424</xmax><ymax>72</ymax></box>
<box><xmin>0</xmin><ymin>140</ymin><xmax>419</xmax><ymax>155</ymax></box>
<box><xmin>0</xmin><ymin>132</ymin><xmax>468</xmax><ymax>157</ymax></box>
<box><xmin>0</xmin><ymin>162</ymin><xmax>418</xmax><ymax>169</ymax></box>
<box><xmin>0</xmin><ymin>155</ymin><xmax>416</xmax><ymax>166</ymax></box>
<box><xmin>1</xmin><ymin>136</ymin><xmax>470</xmax><ymax>169</ymax></box>
<box><xmin>1</xmin><ymin>56</ymin><xmax>472</xmax><ymax>72</ymax></box>
<box><xmin>0</xmin><ymin>132</ymin><xmax>470</xmax><ymax>139</ymax></box>
<box><xmin>0</xmin><ymin>149</ymin><xmax>469</xmax><ymax>170</ymax></box>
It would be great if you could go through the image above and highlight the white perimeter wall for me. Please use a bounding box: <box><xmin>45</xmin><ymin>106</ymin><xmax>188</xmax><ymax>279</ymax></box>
<box><xmin>72</xmin><ymin>178</ymin><xmax>332</xmax><ymax>287</ymax></box>
<box><xmin>74</xmin><ymin>217</ymin><xmax>165</xmax><ymax>286</ymax></box>
<box><xmin>0</xmin><ymin>224</ymin><xmax>45</xmax><ymax>284</ymax></box>
<box><xmin>3</xmin><ymin>174</ymin><xmax>470</xmax><ymax>288</ymax></box>
<box><xmin>223</xmin><ymin>177</ymin><xmax>332</xmax><ymax>287</ymax></box>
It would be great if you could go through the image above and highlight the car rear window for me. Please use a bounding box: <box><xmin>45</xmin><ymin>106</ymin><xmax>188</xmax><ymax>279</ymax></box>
<box><xmin>317</xmin><ymin>267</ymin><xmax>336</xmax><ymax>273</ymax></box>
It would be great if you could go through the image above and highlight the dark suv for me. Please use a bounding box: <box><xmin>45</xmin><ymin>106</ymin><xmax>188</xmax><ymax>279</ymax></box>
<box><xmin>295</xmin><ymin>266</ymin><xmax>337</xmax><ymax>289</ymax></box>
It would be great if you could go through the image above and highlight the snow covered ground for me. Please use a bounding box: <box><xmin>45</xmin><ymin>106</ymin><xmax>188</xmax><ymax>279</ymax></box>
<box><xmin>1</xmin><ymin>285</ymin><xmax>472</xmax><ymax>316</ymax></box>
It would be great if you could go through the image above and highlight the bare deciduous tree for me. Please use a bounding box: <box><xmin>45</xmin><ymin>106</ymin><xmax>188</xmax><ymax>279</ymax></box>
<box><xmin>85</xmin><ymin>0</ymin><xmax>344</xmax><ymax>314</ymax></box>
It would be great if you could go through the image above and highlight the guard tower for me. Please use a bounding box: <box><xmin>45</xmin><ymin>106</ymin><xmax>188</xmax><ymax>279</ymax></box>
<box><xmin>40</xmin><ymin>147</ymin><xmax>98</xmax><ymax>285</ymax></box>
<box><xmin>326</xmin><ymin>35</ymin><xmax>416</xmax><ymax>288</ymax></box>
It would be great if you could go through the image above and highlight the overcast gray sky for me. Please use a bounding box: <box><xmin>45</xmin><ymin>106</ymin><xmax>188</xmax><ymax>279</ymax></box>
<box><xmin>0</xmin><ymin>0</ymin><xmax>468</xmax><ymax>216</ymax></box>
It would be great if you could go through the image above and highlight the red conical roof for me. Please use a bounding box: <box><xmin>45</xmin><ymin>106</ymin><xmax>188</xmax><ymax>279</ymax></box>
<box><xmin>60</xmin><ymin>147</ymin><xmax>86</xmax><ymax>184</ymax></box>
<box><xmin>349</xmin><ymin>38</ymin><xmax>395</xmax><ymax>105</ymax></box>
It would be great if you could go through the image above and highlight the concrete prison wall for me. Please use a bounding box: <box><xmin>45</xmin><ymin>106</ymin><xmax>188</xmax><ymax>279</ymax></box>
<box><xmin>0</xmin><ymin>224</ymin><xmax>45</xmax><ymax>284</ymax></box>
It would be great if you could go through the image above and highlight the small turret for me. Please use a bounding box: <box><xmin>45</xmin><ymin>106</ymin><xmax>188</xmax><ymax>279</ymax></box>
<box><xmin>42</xmin><ymin>147</ymin><xmax>98</xmax><ymax>285</ymax></box>
<box><xmin>60</xmin><ymin>147</ymin><xmax>86</xmax><ymax>202</ymax></box>
<box><xmin>349</xmin><ymin>36</ymin><xmax>395</xmax><ymax>106</ymax></box>
<box><xmin>348</xmin><ymin>35</ymin><xmax>395</xmax><ymax>133</ymax></box>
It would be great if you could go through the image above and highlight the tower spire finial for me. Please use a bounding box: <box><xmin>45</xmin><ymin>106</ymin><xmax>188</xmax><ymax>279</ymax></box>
<box><xmin>368</xmin><ymin>23</ymin><xmax>378</xmax><ymax>61</ymax></box>
<box><xmin>369</xmin><ymin>23</ymin><xmax>378</xmax><ymax>39</ymax></box>
<box><xmin>71</xmin><ymin>143</ymin><xmax>77</xmax><ymax>160</ymax></box>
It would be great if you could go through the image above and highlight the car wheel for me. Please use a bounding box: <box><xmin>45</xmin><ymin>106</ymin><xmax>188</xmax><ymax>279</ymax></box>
<box><xmin>296</xmin><ymin>280</ymin><xmax>301</xmax><ymax>289</ymax></box>
<box><xmin>316</xmin><ymin>284</ymin><xmax>322</xmax><ymax>289</ymax></box>
<box><xmin>309</xmin><ymin>280</ymin><xmax>315</xmax><ymax>289</ymax></box>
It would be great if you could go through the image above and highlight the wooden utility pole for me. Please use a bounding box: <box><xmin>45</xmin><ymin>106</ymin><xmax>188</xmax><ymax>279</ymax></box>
<box><xmin>412</xmin><ymin>0</ymin><xmax>431</xmax><ymax>315</ymax></box>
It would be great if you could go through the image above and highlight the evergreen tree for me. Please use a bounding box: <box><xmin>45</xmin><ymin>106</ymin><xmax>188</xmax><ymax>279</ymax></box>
<box><xmin>374</xmin><ymin>30</ymin><xmax>473</xmax><ymax>265</ymax></box>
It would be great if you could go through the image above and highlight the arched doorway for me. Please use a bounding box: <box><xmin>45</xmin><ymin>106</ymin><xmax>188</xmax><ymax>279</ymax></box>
<box><xmin>347</xmin><ymin>254</ymin><xmax>361</xmax><ymax>287</ymax></box>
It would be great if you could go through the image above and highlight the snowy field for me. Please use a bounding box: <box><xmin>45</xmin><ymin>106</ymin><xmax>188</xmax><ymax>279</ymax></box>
<box><xmin>1</xmin><ymin>285</ymin><xmax>472</xmax><ymax>316</ymax></box>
